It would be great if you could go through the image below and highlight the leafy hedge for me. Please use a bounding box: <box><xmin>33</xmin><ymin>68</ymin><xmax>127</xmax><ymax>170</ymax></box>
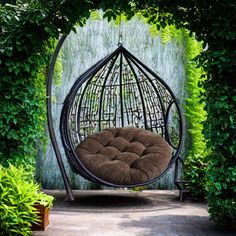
<box><xmin>0</xmin><ymin>3</ymin><xmax>54</xmax><ymax>167</ymax></box>
<box><xmin>204</xmin><ymin>80</ymin><xmax>236</xmax><ymax>225</ymax></box>
<box><xmin>0</xmin><ymin>0</ymin><xmax>235</xmax><ymax>226</ymax></box>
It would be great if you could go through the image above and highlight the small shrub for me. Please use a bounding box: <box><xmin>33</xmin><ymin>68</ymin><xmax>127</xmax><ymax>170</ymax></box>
<box><xmin>36</xmin><ymin>192</ymin><xmax>54</xmax><ymax>208</ymax></box>
<box><xmin>0</xmin><ymin>165</ymin><xmax>54</xmax><ymax>236</ymax></box>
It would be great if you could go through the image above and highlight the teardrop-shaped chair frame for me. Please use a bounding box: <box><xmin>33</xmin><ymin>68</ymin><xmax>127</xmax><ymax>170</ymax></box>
<box><xmin>47</xmin><ymin>35</ymin><xmax>184</xmax><ymax>201</ymax></box>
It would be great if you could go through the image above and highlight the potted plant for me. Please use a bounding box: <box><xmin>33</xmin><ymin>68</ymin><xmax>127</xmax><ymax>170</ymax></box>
<box><xmin>0</xmin><ymin>164</ymin><xmax>54</xmax><ymax>235</ymax></box>
<box><xmin>31</xmin><ymin>192</ymin><xmax>54</xmax><ymax>231</ymax></box>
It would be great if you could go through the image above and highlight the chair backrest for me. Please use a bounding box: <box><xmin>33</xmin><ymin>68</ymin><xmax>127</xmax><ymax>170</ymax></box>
<box><xmin>60</xmin><ymin>45</ymin><xmax>183</xmax><ymax>169</ymax></box>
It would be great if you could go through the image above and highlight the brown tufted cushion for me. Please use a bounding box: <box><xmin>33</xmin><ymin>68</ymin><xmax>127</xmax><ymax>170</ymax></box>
<box><xmin>75</xmin><ymin>127</ymin><xmax>172</xmax><ymax>185</ymax></box>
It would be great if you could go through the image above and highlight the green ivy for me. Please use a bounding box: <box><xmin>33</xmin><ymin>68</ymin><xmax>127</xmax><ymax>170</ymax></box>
<box><xmin>204</xmin><ymin>81</ymin><xmax>236</xmax><ymax>226</ymax></box>
<box><xmin>184</xmin><ymin>33</ymin><xmax>207</xmax><ymax>200</ymax></box>
<box><xmin>0</xmin><ymin>3</ymin><xmax>54</xmax><ymax>167</ymax></box>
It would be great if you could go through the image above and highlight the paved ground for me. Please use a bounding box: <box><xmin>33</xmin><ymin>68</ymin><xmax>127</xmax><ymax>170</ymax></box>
<box><xmin>33</xmin><ymin>190</ymin><xmax>235</xmax><ymax>236</ymax></box>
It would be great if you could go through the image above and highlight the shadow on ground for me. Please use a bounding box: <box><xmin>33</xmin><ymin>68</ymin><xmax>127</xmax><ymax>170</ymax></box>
<box><xmin>119</xmin><ymin>215</ymin><xmax>236</xmax><ymax>236</ymax></box>
<box><xmin>58</xmin><ymin>193</ymin><xmax>152</xmax><ymax>207</ymax></box>
<box><xmin>50</xmin><ymin>190</ymin><xmax>185</xmax><ymax>213</ymax></box>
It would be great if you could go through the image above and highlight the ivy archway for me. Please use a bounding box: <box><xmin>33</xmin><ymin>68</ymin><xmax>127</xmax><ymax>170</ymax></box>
<box><xmin>0</xmin><ymin>0</ymin><xmax>235</xmax><ymax>226</ymax></box>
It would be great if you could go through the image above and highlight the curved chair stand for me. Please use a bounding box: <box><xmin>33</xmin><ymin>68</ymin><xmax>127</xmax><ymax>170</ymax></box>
<box><xmin>47</xmin><ymin>35</ymin><xmax>184</xmax><ymax>201</ymax></box>
<box><xmin>47</xmin><ymin>35</ymin><xmax>74</xmax><ymax>201</ymax></box>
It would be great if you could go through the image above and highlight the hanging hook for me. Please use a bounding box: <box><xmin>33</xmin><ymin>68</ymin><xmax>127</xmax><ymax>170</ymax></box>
<box><xmin>118</xmin><ymin>33</ymin><xmax>123</xmax><ymax>46</ymax></box>
<box><xmin>117</xmin><ymin>10</ymin><xmax>123</xmax><ymax>46</ymax></box>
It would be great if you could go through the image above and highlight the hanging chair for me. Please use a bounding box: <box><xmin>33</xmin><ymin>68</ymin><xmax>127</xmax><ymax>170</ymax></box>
<box><xmin>47</xmin><ymin>36</ymin><xmax>183</xmax><ymax>200</ymax></box>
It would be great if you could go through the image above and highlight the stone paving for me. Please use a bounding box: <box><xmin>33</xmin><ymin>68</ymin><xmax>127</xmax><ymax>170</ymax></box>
<box><xmin>33</xmin><ymin>190</ymin><xmax>235</xmax><ymax>236</ymax></box>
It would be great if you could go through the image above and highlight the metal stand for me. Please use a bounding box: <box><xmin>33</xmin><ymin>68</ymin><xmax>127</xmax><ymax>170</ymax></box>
<box><xmin>47</xmin><ymin>35</ymin><xmax>74</xmax><ymax>201</ymax></box>
<box><xmin>174</xmin><ymin>156</ymin><xmax>191</xmax><ymax>201</ymax></box>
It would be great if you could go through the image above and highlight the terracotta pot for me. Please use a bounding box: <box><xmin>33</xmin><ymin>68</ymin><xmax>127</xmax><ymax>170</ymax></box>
<box><xmin>32</xmin><ymin>204</ymin><xmax>50</xmax><ymax>231</ymax></box>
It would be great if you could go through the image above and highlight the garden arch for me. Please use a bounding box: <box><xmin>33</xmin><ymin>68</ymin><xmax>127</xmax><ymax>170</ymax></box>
<box><xmin>1</xmin><ymin>0</ymin><xmax>234</xmax><ymax>224</ymax></box>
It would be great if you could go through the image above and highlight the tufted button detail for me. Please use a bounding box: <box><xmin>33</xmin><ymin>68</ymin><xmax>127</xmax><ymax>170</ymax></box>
<box><xmin>113</xmin><ymin>152</ymin><xmax>139</xmax><ymax>166</ymax></box>
<box><xmin>98</xmin><ymin>146</ymin><xmax>121</xmax><ymax>160</ymax></box>
<box><xmin>107</xmin><ymin>137</ymin><xmax>130</xmax><ymax>152</ymax></box>
<box><xmin>76</xmin><ymin>127</ymin><xmax>172</xmax><ymax>185</ymax></box>
<box><xmin>124</xmin><ymin>142</ymin><xmax>146</xmax><ymax>156</ymax></box>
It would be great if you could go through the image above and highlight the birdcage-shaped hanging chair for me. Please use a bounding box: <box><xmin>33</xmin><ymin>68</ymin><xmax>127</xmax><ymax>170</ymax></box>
<box><xmin>47</xmin><ymin>36</ymin><xmax>184</xmax><ymax>200</ymax></box>
<box><xmin>57</xmin><ymin>43</ymin><xmax>183</xmax><ymax>187</ymax></box>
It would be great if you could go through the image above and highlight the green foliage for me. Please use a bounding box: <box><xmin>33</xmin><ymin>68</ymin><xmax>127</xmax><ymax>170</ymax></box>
<box><xmin>184</xmin><ymin>153</ymin><xmax>207</xmax><ymax>201</ymax></box>
<box><xmin>184</xmin><ymin>34</ymin><xmax>207</xmax><ymax>200</ymax></box>
<box><xmin>0</xmin><ymin>3</ymin><xmax>55</xmax><ymax>167</ymax></box>
<box><xmin>0</xmin><ymin>0</ymin><xmax>235</xmax><ymax>226</ymax></box>
<box><xmin>206</xmin><ymin>153</ymin><xmax>236</xmax><ymax>226</ymax></box>
<box><xmin>132</xmin><ymin>186</ymin><xmax>146</xmax><ymax>191</ymax></box>
<box><xmin>0</xmin><ymin>164</ymin><xmax>54</xmax><ymax>236</ymax></box>
<box><xmin>90</xmin><ymin>10</ymin><xmax>102</xmax><ymax>21</ymax></box>
<box><xmin>160</xmin><ymin>25</ymin><xmax>184</xmax><ymax>45</ymax></box>
<box><xmin>203</xmin><ymin>81</ymin><xmax>236</xmax><ymax>225</ymax></box>
<box><xmin>36</xmin><ymin>192</ymin><xmax>54</xmax><ymax>208</ymax></box>
<box><xmin>177</xmin><ymin>1</ymin><xmax>236</xmax><ymax>224</ymax></box>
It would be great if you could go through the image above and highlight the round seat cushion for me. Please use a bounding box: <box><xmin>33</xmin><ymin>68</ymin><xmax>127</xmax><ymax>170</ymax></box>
<box><xmin>75</xmin><ymin>127</ymin><xmax>172</xmax><ymax>185</ymax></box>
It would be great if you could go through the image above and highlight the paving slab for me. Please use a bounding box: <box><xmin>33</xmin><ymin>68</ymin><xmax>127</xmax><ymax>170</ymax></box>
<box><xmin>33</xmin><ymin>190</ymin><xmax>235</xmax><ymax>236</ymax></box>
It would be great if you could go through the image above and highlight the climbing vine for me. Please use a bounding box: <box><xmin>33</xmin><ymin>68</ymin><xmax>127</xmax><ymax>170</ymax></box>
<box><xmin>184</xmin><ymin>34</ymin><xmax>207</xmax><ymax>200</ymax></box>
